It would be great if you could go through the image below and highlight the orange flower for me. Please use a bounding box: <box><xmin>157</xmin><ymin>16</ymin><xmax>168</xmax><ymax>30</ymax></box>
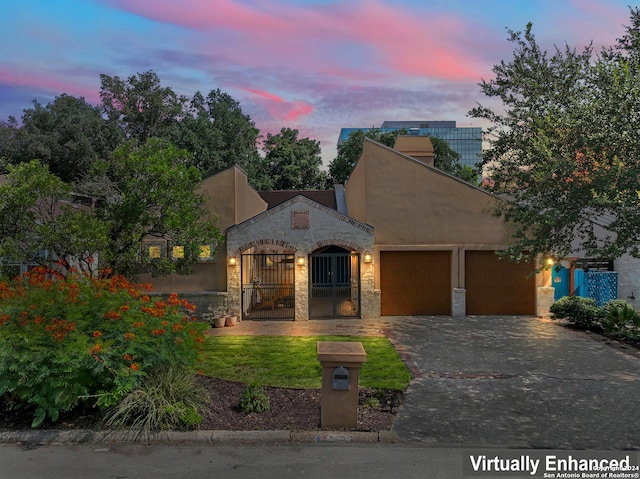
<box><xmin>124</xmin><ymin>332</ymin><xmax>136</xmax><ymax>341</ymax></box>
<box><xmin>152</xmin><ymin>328</ymin><xmax>166</xmax><ymax>336</ymax></box>
<box><xmin>119</xmin><ymin>305</ymin><xmax>130</xmax><ymax>312</ymax></box>
<box><xmin>172</xmin><ymin>323</ymin><xmax>184</xmax><ymax>332</ymax></box>
<box><xmin>123</xmin><ymin>354</ymin><xmax>132</xmax><ymax>361</ymax></box>
<box><xmin>103</xmin><ymin>310</ymin><xmax>121</xmax><ymax>320</ymax></box>
<box><xmin>133</xmin><ymin>321</ymin><xmax>145</xmax><ymax>328</ymax></box>
<box><xmin>90</xmin><ymin>344</ymin><xmax>102</xmax><ymax>354</ymax></box>
<box><xmin>92</xmin><ymin>330</ymin><xmax>102</xmax><ymax>337</ymax></box>
<box><xmin>130</xmin><ymin>363</ymin><xmax>139</xmax><ymax>371</ymax></box>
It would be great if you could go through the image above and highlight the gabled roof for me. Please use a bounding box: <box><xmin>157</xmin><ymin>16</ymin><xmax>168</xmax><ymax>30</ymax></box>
<box><xmin>259</xmin><ymin>190</ymin><xmax>337</xmax><ymax>210</ymax></box>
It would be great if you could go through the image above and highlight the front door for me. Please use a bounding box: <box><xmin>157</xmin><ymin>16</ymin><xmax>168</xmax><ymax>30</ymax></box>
<box><xmin>309</xmin><ymin>246</ymin><xmax>360</xmax><ymax>318</ymax></box>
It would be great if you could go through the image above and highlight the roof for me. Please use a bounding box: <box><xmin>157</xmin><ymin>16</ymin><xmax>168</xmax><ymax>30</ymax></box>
<box><xmin>259</xmin><ymin>190</ymin><xmax>337</xmax><ymax>210</ymax></box>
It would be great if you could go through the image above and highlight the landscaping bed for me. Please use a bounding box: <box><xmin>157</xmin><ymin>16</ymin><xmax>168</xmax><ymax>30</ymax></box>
<box><xmin>0</xmin><ymin>377</ymin><xmax>402</xmax><ymax>432</ymax></box>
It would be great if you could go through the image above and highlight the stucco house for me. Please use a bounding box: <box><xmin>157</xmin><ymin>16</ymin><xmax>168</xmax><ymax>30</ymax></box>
<box><xmin>141</xmin><ymin>136</ymin><xmax>558</xmax><ymax>320</ymax></box>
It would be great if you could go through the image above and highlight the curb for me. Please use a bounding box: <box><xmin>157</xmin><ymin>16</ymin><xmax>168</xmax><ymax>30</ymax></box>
<box><xmin>0</xmin><ymin>429</ymin><xmax>403</xmax><ymax>446</ymax></box>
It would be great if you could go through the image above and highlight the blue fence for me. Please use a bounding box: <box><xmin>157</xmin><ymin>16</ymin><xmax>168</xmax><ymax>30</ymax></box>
<box><xmin>552</xmin><ymin>267</ymin><xmax>618</xmax><ymax>306</ymax></box>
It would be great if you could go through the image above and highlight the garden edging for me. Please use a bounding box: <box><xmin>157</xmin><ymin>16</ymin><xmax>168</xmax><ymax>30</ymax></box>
<box><xmin>0</xmin><ymin>428</ymin><xmax>402</xmax><ymax>446</ymax></box>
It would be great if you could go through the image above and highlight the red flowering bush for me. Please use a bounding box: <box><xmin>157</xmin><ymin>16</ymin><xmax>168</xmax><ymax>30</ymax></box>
<box><xmin>0</xmin><ymin>267</ymin><xmax>206</xmax><ymax>427</ymax></box>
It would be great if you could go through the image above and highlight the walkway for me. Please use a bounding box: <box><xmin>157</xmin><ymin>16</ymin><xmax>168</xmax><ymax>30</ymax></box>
<box><xmin>207</xmin><ymin>315</ymin><xmax>640</xmax><ymax>450</ymax></box>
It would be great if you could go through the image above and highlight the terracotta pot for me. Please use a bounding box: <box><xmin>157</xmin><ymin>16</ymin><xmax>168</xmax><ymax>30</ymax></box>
<box><xmin>225</xmin><ymin>315</ymin><xmax>237</xmax><ymax>327</ymax></box>
<box><xmin>213</xmin><ymin>316</ymin><xmax>226</xmax><ymax>328</ymax></box>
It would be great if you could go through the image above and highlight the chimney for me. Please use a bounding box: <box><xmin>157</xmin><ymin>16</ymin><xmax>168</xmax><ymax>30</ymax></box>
<box><xmin>393</xmin><ymin>135</ymin><xmax>435</xmax><ymax>166</ymax></box>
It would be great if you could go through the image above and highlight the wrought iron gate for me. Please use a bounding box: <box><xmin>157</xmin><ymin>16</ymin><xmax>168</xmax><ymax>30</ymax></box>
<box><xmin>241</xmin><ymin>253</ymin><xmax>295</xmax><ymax>320</ymax></box>
<box><xmin>309</xmin><ymin>249</ymin><xmax>360</xmax><ymax>318</ymax></box>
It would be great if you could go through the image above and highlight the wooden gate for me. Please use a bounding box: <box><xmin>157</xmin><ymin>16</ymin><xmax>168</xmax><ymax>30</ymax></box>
<box><xmin>309</xmin><ymin>247</ymin><xmax>360</xmax><ymax>319</ymax></box>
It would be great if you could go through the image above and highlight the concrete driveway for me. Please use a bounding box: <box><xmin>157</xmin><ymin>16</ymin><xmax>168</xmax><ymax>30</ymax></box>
<box><xmin>385</xmin><ymin>315</ymin><xmax>640</xmax><ymax>449</ymax></box>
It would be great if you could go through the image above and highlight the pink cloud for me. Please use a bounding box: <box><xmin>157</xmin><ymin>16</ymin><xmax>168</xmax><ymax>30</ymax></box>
<box><xmin>0</xmin><ymin>69</ymin><xmax>100</xmax><ymax>105</ymax></box>
<box><xmin>242</xmin><ymin>87</ymin><xmax>313</xmax><ymax>121</ymax></box>
<box><xmin>100</xmin><ymin>0</ymin><xmax>491</xmax><ymax>82</ymax></box>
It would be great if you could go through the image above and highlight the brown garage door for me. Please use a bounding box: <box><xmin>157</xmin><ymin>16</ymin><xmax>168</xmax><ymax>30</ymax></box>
<box><xmin>380</xmin><ymin>251</ymin><xmax>451</xmax><ymax>315</ymax></box>
<box><xmin>465</xmin><ymin>251</ymin><xmax>535</xmax><ymax>315</ymax></box>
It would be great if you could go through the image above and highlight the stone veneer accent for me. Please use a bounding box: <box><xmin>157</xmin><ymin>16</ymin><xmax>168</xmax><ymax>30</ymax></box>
<box><xmin>226</xmin><ymin>195</ymin><xmax>375</xmax><ymax>321</ymax></box>
<box><xmin>536</xmin><ymin>286</ymin><xmax>555</xmax><ymax>318</ymax></box>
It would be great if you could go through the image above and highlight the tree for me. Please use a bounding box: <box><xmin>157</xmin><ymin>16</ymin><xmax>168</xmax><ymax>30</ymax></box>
<box><xmin>178</xmin><ymin>89</ymin><xmax>261</xmax><ymax>177</ymax></box>
<box><xmin>328</xmin><ymin>129</ymin><xmax>403</xmax><ymax>184</ymax></box>
<box><xmin>1</xmin><ymin>95</ymin><xmax>115</xmax><ymax>182</ymax></box>
<box><xmin>255</xmin><ymin>127</ymin><xmax>328</xmax><ymax>190</ymax></box>
<box><xmin>0</xmin><ymin>161</ymin><xmax>110</xmax><ymax>277</ymax></box>
<box><xmin>80</xmin><ymin>139</ymin><xmax>222</xmax><ymax>277</ymax></box>
<box><xmin>469</xmin><ymin>11</ymin><xmax>640</xmax><ymax>264</ymax></box>
<box><xmin>99</xmin><ymin>71</ymin><xmax>187</xmax><ymax>145</ymax></box>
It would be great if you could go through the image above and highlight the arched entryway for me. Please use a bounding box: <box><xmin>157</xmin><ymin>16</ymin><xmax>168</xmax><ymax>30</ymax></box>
<box><xmin>241</xmin><ymin>247</ymin><xmax>296</xmax><ymax>320</ymax></box>
<box><xmin>309</xmin><ymin>246</ymin><xmax>360</xmax><ymax>318</ymax></box>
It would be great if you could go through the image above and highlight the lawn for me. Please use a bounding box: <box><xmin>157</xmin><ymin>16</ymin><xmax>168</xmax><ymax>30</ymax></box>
<box><xmin>200</xmin><ymin>335</ymin><xmax>411</xmax><ymax>390</ymax></box>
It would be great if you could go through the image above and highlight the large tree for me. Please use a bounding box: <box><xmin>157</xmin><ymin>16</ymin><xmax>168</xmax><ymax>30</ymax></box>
<box><xmin>178</xmin><ymin>89</ymin><xmax>261</xmax><ymax>177</ymax></box>
<box><xmin>469</xmin><ymin>10</ymin><xmax>640</xmax><ymax>264</ymax></box>
<box><xmin>80</xmin><ymin>139</ymin><xmax>222</xmax><ymax>277</ymax></box>
<box><xmin>1</xmin><ymin>95</ymin><xmax>115</xmax><ymax>182</ymax></box>
<box><xmin>255</xmin><ymin>127</ymin><xmax>328</xmax><ymax>190</ymax></box>
<box><xmin>0</xmin><ymin>161</ymin><xmax>110</xmax><ymax>277</ymax></box>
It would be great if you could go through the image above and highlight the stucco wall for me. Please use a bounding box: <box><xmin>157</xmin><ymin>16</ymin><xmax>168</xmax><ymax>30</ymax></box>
<box><xmin>347</xmin><ymin>140</ymin><xmax>513</xmax><ymax>246</ymax></box>
<box><xmin>614</xmin><ymin>255</ymin><xmax>640</xmax><ymax>309</ymax></box>
<box><xmin>144</xmin><ymin>166</ymin><xmax>267</xmax><ymax>293</ymax></box>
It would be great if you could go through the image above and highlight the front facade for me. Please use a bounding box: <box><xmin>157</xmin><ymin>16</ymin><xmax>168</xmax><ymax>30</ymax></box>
<box><xmin>143</xmin><ymin>137</ymin><xmax>553</xmax><ymax>320</ymax></box>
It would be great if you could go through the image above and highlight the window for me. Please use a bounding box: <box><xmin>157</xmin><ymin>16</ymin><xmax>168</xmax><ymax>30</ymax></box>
<box><xmin>145</xmin><ymin>243</ymin><xmax>164</xmax><ymax>259</ymax></box>
<box><xmin>198</xmin><ymin>245</ymin><xmax>216</xmax><ymax>261</ymax></box>
<box><xmin>171</xmin><ymin>245</ymin><xmax>185</xmax><ymax>259</ymax></box>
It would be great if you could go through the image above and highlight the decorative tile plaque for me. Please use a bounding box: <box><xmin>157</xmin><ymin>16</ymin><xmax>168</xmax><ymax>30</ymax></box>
<box><xmin>292</xmin><ymin>210</ymin><xmax>310</xmax><ymax>229</ymax></box>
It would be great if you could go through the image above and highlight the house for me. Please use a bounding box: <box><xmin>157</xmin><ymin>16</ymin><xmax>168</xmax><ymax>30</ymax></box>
<box><xmin>141</xmin><ymin>135</ymin><xmax>556</xmax><ymax>319</ymax></box>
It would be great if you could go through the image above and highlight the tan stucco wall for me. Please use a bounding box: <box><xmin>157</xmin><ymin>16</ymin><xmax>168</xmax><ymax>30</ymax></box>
<box><xmin>143</xmin><ymin>166</ymin><xmax>267</xmax><ymax>293</ymax></box>
<box><xmin>346</xmin><ymin>140</ymin><xmax>511</xmax><ymax>246</ymax></box>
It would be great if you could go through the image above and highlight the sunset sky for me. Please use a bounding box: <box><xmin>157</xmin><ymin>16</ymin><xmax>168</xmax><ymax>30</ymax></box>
<box><xmin>0</xmin><ymin>0</ymin><xmax>634</xmax><ymax>163</ymax></box>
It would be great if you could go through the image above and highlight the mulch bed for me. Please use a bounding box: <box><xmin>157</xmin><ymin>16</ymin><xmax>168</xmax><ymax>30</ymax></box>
<box><xmin>0</xmin><ymin>377</ymin><xmax>403</xmax><ymax>432</ymax></box>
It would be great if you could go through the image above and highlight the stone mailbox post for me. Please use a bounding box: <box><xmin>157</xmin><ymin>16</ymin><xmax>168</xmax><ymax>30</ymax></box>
<box><xmin>317</xmin><ymin>341</ymin><xmax>367</xmax><ymax>429</ymax></box>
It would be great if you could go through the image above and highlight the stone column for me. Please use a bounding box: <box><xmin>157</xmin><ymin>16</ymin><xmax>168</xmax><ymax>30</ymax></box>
<box><xmin>537</xmin><ymin>286</ymin><xmax>555</xmax><ymax>318</ymax></box>
<box><xmin>452</xmin><ymin>288</ymin><xmax>466</xmax><ymax>318</ymax></box>
<box><xmin>294</xmin><ymin>253</ymin><xmax>309</xmax><ymax>321</ymax></box>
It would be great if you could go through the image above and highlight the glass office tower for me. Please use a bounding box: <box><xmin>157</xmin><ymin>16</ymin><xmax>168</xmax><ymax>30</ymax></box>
<box><xmin>338</xmin><ymin>121</ymin><xmax>482</xmax><ymax>170</ymax></box>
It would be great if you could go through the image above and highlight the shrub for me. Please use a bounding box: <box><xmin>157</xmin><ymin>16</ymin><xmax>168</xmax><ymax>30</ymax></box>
<box><xmin>602</xmin><ymin>299</ymin><xmax>640</xmax><ymax>339</ymax></box>
<box><xmin>102</xmin><ymin>366</ymin><xmax>210</xmax><ymax>435</ymax></box>
<box><xmin>0</xmin><ymin>267</ymin><xmax>207</xmax><ymax>427</ymax></box>
<box><xmin>549</xmin><ymin>295</ymin><xmax>604</xmax><ymax>329</ymax></box>
<box><xmin>239</xmin><ymin>385</ymin><xmax>270</xmax><ymax>413</ymax></box>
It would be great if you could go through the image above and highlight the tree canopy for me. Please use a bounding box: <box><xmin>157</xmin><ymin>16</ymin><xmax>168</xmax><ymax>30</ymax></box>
<box><xmin>255</xmin><ymin>127</ymin><xmax>328</xmax><ymax>190</ymax></box>
<box><xmin>470</xmin><ymin>8</ymin><xmax>640</xmax><ymax>264</ymax></box>
<box><xmin>81</xmin><ymin>139</ymin><xmax>221</xmax><ymax>278</ymax></box>
<box><xmin>0</xmin><ymin>161</ymin><xmax>110</xmax><ymax>277</ymax></box>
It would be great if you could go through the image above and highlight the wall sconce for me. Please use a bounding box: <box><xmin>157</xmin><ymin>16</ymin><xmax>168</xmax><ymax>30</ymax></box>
<box><xmin>545</xmin><ymin>257</ymin><xmax>554</xmax><ymax>267</ymax></box>
<box><xmin>363</xmin><ymin>253</ymin><xmax>373</xmax><ymax>264</ymax></box>
<box><xmin>297</xmin><ymin>256</ymin><xmax>305</xmax><ymax>266</ymax></box>
<box><xmin>228</xmin><ymin>256</ymin><xmax>237</xmax><ymax>266</ymax></box>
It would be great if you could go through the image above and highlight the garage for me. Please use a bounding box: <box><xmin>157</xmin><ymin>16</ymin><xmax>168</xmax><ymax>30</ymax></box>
<box><xmin>465</xmin><ymin>251</ymin><xmax>535</xmax><ymax>315</ymax></box>
<box><xmin>380</xmin><ymin>251</ymin><xmax>451</xmax><ymax>315</ymax></box>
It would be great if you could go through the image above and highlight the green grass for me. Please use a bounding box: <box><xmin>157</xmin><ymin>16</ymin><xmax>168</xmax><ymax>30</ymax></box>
<box><xmin>200</xmin><ymin>335</ymin><xmax>411</xmax><ymax>391</ymax></box>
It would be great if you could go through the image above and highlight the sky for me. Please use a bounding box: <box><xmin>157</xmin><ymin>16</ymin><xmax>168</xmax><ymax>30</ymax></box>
<box><xmin>0</xmin><ymin>0</ymin><xmax>635</xmax><ymax>164</ymax></box>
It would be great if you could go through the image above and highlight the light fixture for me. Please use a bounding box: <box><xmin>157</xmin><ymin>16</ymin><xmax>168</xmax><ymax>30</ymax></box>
<box><xmin>297</xmin><ymin>256</ymin><xmax>305</xmax><ymax>266</ymax></box>
<box><xmin>228</xmin><ymin>256</ymin><xmax>237</xmax><ymax>266</ymax></box>
<box><xmin>545</xmin><ymin>257</ymin><xmax>554</xmax><ymax>267</ymax></box>
<box><xmin>364</xmin><ymin>253</ymin><xmax>373</xmax><ymax>263</ymax></box>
